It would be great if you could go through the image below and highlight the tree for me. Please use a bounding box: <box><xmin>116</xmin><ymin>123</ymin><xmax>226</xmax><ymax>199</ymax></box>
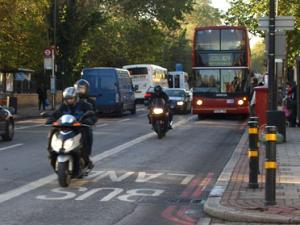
<box><xmin>224</xmin><ymin>0</ymin><xmax>300</xmax><ymax>66</ymax></box>
<box><xmin>251</xmin><ymin>41</ymin><xmax>266</xmax><ymax>74</ymax></box>
<box><xmin>0</xmin><ymin>0</ymin><xmax>49</xmax><ymax>71</ymax></box>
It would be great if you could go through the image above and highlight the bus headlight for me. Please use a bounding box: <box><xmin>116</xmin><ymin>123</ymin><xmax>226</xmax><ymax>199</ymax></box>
<box><xmin>196</xmin><ymin>100</ymin><xmax>203</xmax><ymax>105</ymax></box>
<box><xmin>177</xmin><ymin>101</ymin><xmax>184</xmax><ymax>106</ymax></box>
<box><xmin>153</xmin><ymin>108</ymin><xmax>164</xmax><ymax>114</ymax></box>
<box><xmin>237</xmin><ymin>100</ymin><xmax>244</xmax><ymax>106</ymax></box>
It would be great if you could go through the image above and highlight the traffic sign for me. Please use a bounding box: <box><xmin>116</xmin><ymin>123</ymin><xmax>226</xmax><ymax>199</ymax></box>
<box><xmin>258</xmin><ymin>16</ymin><xmax>295</xmax><ymax>31</ymax></box>
<box><xmin>44</xmin><ymin>48</ymin><xmax>52</xmax><ymax>58</ymax></box>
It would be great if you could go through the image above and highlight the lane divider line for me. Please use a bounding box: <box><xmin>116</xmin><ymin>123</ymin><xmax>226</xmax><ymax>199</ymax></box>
<box><xmin>16</xmin><ymin>124</ymin><xmax>44</xmax><ymax>130</ymax></box>
<box><xmin>95</xmin><ymin>124</ymin><xmax>108</xmax><ymax>128</ymax></box>
<box><xmin>0</xmin><ymin>143</ymin><xmax>24</xmax><ymax>152</ymax></box>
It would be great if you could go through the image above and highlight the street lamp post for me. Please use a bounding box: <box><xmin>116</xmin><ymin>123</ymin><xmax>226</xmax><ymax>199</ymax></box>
<box><xmin>51</xmin><ymin>0</ymin><xmax>57</xmax><ymax>110</ymax></box>
<box><xmin>268</xmin><ymin>0</ymin><xmax>276</xmax><ymax>112</ymax></box>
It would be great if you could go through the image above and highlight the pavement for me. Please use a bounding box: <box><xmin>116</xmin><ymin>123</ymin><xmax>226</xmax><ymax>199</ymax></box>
<box><xmin>204</xmin><ymin>127</ymin><xmax>300</xmax><ymax>224</ymax></box>
<box><xmin>13</xmin><ymin>105</ymin><xmax>57</xmax><ymax>121</ymax></box>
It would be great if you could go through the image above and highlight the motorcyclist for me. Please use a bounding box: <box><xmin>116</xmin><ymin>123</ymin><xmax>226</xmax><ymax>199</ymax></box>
<box><xmin>74</xmin><ymin>79</ymin><xmax>96</xmax><ymax>110</ymax></box>
<box><xmin>47</xmin><ymin>87</ymin><xmax>97</xmax><ymax>168</ymax></box>
<box><xmin>148</xmin><ymin>85</ymin><xmax>173</xmax><ymax>129</ymax></box>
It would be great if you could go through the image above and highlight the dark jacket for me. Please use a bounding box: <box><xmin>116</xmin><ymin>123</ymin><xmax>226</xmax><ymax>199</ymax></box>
<box><xmin>79</xmin><ymin>97</ymin><xmax>96</xmax><ymax>111</ymax></box>
<box><xmin>47</xmin><ymin>101</ymin><xmax>97</xmax><ymax>125</ymax></box>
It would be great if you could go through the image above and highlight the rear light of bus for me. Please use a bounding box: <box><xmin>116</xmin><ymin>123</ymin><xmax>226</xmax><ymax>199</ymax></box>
<box><xmin>196</xmin><ymin>99</ymin><xmax>203</xmax><ymax>106</ymax></box>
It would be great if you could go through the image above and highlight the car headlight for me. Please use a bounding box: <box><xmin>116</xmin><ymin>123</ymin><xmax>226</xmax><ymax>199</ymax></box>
<box><xmin>237</xmin><ymin>99</ymin><xmax>244</xmax><ymax>105</ymax></box>
<box><xmin>153</xmin><ymin>108</ymin><xmax>164</xmax><ymax>114</ymax></box>
<box><xmin>51</xmin><ymin>134</ymin><xmax>63</xmax><ymax>152</ymax></box>
<box><xmin>177</xmin><ymin>101</ymin><xmax>184</xmax><ymax>106</ymax></box>
<box><xmin>196</xmin><ymin>99</ymin><xmax>203</xmax><ymax>105</ymax></box>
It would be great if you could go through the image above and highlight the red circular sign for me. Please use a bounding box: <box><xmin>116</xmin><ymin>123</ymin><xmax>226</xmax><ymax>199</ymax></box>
<box><xmin>44</xmin><ymin>48</ymin><xmax>52</xmax><ymax>57</ymax></box>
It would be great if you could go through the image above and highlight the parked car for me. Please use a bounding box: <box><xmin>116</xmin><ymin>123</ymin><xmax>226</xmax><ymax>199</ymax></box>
<box><xmin>0</xmin><ymin>106</ymin><xmax>14</xmax><ymax>141</ymax></box>
<box><xmin>82</xmin><ymin>67</ymin><xmax>136</xmax><ymax>116</ymax></box>
<box><xmin>165</xmin><ymin>88</ymin><xmax>192</xmax><ymax>114</ymax></box>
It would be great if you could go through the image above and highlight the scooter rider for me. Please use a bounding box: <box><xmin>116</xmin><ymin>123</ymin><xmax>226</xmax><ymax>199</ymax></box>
<box><xmin>47</xmin><ymin>87</ymin><xmax>97</xmax><ymax>168</ymax></box>
<box><xmin>74</xmin><ymin>79</ymin><xmax>96</xmax><ymax>110</ymax></box>
<box><xmin>148</xmin><ymin>85</ymin><xmax>173</xmax><ymax>128</ymax></box>
<box><xmin>74</xmin><ymin>79</ymin><xmax>96</xmax><ymax>164</ymax></box>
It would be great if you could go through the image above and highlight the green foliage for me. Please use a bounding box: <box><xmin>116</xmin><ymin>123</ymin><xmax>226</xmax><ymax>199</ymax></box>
<box><xmin>224</xmin><ymin>0</ymin><xmax>300</xmax><ymax>66</ymax></box>
<box><xmin>251</xmin><ymin>41</ymin><xmax>266</xmax><ymax>73</ymax></box>
<box><xmin>0</xmin><ymin>0</ymin><xmax>49</xmax><ymax>70</ymax></box>
<box><xmin>0</xmin><ymin>0</ymin><xmax>223</xmax><ymax>89</ymax></box>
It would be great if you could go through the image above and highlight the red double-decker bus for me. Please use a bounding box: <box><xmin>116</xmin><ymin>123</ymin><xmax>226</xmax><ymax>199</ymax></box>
<box><xmin>191</xmin><ymin>26</ymin><xmax>251</xmax><ymax>119</ymax></box>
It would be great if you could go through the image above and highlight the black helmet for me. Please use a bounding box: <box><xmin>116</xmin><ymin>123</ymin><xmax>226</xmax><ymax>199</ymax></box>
<box><xmin>63</xmin><ymin>87</ymin><xmax>77</xmax><ymax>106</ymax></box>
<box><xmin>74</xmin><ymin>79</ymin><xmax>90</xmax><ymax>97</ymax></box>
<box><xmin>154</xmin><ymin>85</ymin><xmax>162</xmax><ymax>94</ymax></box>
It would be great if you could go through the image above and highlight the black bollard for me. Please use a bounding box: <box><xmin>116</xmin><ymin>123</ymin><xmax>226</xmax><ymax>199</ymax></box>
<box><xmin>248</xmin><ymin>119</ymin><xmax>259</xmax><ymax>189</ymax></box>
<box><xmin>265</xmin><ymin>126</ymin><xmax>277</xmax><ymax>206</ymax></box>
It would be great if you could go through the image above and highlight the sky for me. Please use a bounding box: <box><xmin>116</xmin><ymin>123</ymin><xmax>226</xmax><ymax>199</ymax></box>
<box><xmin>211</xmin><ymin>0</ymin><xmax>263</xmax><ymax>47</ymax></box>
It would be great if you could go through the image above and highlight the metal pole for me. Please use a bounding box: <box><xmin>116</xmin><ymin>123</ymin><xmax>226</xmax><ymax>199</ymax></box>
<box><xmin>51</xmin><ymin>0</ymin><xmax>57</xmax><ymax>110</ymax></box>
<box><xmin>265</xmin><ymin>126</ymin><xmax>277</xmax><ymax>205</ymax></box>
<box><xmin>268</xmin><ymin>0</ymin><xmax>276</xmax><ymax>112</ymax></box>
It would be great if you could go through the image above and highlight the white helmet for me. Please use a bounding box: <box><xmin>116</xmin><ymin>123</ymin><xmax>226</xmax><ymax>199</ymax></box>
<box><xmin>63</xmin><ymin>87</ymin><xmax>77</xmax><ymax>105</ymax></box>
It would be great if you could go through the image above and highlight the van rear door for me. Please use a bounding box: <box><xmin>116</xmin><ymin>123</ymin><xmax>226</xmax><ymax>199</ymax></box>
<box><xmin>82</xmin><ymin>69</ymin><xmax>117</xmax><ymax>106</ymax></box>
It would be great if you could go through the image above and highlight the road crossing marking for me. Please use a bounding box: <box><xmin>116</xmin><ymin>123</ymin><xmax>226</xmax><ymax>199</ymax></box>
<box><xmin>0</xmin><ymin>143</ymin><xmax>24</xmax><ymax>152</ymax></box>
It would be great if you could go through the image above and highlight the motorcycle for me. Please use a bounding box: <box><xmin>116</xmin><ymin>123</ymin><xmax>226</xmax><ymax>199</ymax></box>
<box><xmin>149</xmin><ymin>98</ymin><xmax>170</xmax><ymax>139</ymax></box>
<box><xmin>48</xmin><ymin>112</ymin><xmax>94</xmax><ymax>187</ymax></box>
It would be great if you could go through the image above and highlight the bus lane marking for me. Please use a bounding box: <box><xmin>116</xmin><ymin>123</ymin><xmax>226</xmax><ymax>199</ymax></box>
<box><xmin>0</xmin><ymin>116</ymin><xmax>194</xmax><ymax>204</ymax></box>
<box><xmin>161</xmin><ymin>173</ymin><xmax>214</xmax><ymax>225</ymax></box>
<box><xmin>35</xmin><ymin>170</ymin><xmax>196</xmax><ymax>202</ymax></box>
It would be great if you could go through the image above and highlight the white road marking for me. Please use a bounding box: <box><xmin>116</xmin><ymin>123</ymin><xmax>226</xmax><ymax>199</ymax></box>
<box><xmin>16</xmin><ymin>124</ymin><xmax>44</xmax><ymax>130</ymax></box>
<box><xmin>95</xmin><ymin>123</ymin><xmax>108</xmax><ymax>128</ymax></box>
<box><xmin>119</xmin><ymin>118</ymin><xmax>130</xmax><ymax>122</ymax></box>
<box><xmin>137</xmin><ymin>113</ymin><xmax>148</xmax><ymax>118</ymax></box>
<box><xmin>0</xmin><ymin>115</ymin><xmax>194</xmax><ymax>204</ymax></box>
<box><xmin>0</xmin><ymin>143</ymin><xmax>24</xmax><ymax>152</ymax></box>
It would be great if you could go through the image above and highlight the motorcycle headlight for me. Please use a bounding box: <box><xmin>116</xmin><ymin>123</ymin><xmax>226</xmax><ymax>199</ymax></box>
<box><xmin>63</xmin><ymin>134</ymin><xmax>81</xmax><ymax>152</ymax></box>
<box><xmin>64</xmin><ymin>139</ymin><xmax>75</xmax><ymax>152</ymax></box>
<box><xmin>153</xmin><ymin>108</ymin><xmax>164</xmax><ymax>114</ymax></box>
<box><xmin>177</xmin><ymin>101</ymin><xmax>184</xmax><ymax>106</ymax></box>
<box><xmin>51</xmin><ymin>134</ymin><xmax>63</xmax><ymax>152</ymax></box>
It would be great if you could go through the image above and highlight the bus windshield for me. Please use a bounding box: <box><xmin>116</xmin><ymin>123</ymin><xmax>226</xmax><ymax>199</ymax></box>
<box><xmin>192</xmin><ymin>69</ymin><xmax>247</xmax><ymax>93</ymax></box>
